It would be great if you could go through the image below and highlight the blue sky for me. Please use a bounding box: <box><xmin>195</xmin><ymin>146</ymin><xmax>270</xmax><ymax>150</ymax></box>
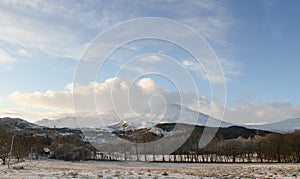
<box><xmin>226</xmin><ymin>0</ymin><xmax>300</xmax><ymax>105</ymax></box>
<box><xmin>0</xmin><ymin>0</ymin><xmax>300</xmax><ymax>124</ymax></box>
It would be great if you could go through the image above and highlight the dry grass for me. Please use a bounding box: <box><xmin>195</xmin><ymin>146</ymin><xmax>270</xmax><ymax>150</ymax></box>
<box><xmin>1</xmin><ymin>160</ymin><xmax>300</xmax><ymax>178</ymax></box>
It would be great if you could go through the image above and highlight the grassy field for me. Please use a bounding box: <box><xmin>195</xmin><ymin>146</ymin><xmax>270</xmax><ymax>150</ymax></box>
<box><xmin>1</xmin><ymin>159</ymin><xmax>300</xmax><ymax>178</ymax></box>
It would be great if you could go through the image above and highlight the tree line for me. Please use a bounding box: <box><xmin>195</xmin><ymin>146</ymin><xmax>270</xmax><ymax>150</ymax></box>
<box><xmin>1</xmin><ymin>125</ymin><xmax>300</xmax><ymax>163</ymax></box>
<box><xmin>97</xmin><ymin>129</ymin><xmax>300</xmax><ymax>163</ymax></box>
<box><xmin>161</xmin><ymin>130</ymin><xmax>300</xmax><ymax>163</ymax></box>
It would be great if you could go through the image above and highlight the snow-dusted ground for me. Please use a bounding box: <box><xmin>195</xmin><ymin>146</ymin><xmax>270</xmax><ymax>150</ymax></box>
<box><xmin>1</xmin><ymin>159</ymin><xmax>300</xmax><ymax>178</ymax></box>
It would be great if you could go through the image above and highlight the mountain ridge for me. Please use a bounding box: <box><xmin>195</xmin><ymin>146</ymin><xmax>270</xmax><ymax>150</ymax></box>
<box><xmin>0</xmin><ymin>117</ymin><xmax>82</xmax><ymax>137</ymax></box>
<box><xmin>244</xmin><ymin>118</ymin><xmax>300</xmax><ymax>133</ymax></box>
<box><xmin>34</xmin><ymin>104</ymin><xmax>300</xmax><ymax>133</ymax></box>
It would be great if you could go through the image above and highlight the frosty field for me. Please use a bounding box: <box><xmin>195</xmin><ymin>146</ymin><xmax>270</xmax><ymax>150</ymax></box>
<box><xmin>1</xmin><ymin>159</ymin><xmax>300</xmax><ymax>178</ymax></box>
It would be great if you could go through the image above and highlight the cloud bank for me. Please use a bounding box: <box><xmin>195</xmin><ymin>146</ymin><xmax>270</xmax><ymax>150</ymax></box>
<box><xmin>10</xmin><ymin>77</ymin><xmax>210</xmax><ymax>117</ymax></box>
<box><xmin>8</xmin><ymin>78</ymin><xmax>300</xmax><ymax>124</ymax></box>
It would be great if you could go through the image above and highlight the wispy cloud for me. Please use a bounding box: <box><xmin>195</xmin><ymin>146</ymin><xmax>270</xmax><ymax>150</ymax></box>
<box><xmin>17</xmin><ymin>49</ymin><xmax>31</xmax><ymax>57</ymax></box>
<box><xmin>0</xmin><ymin>0</ymin><xmax>234</xmax><ymax>56</ymax></box>
<box><xmin>0</xmin><ymin>49</ymin><xmax>15</xmax><ymax>63</ymax></box>
<box><xmin>138</xmin><ymin>55</ymin><xmax>162</xmax><ymax>62</ymax></box>
<box><xmin>0</xmin><ymin>9</ymin><xmax>85</xmax><ymax>59</ymax></box>
<box><xmin>0</xmin><ymin>0</ymin><xmax>239</xmax><ymax>85</ymax></box>
<box><xmin>182</xmin><ymin>58</ymin><xmax>240</xmax><ymax>84</ymax></box>
<box><xmin>0</xmin><ymin>107</ymin><xmax>73</xmax><ymax>122</ymax></box>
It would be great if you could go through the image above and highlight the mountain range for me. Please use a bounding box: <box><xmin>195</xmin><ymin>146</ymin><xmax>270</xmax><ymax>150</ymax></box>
<box><xmin>0</xmin><ymin>116</ymin><xmax>273</xmax><ymax>154</ymax></box>
<box><xmin>36</xmin><ymin>104</ymin><xmax>231</xmax><ymax>129</ymax></box>
<box><xmin>34</xmin><ymin>104</ymin><xmax>300</xmax><ymax>133</ymax></box>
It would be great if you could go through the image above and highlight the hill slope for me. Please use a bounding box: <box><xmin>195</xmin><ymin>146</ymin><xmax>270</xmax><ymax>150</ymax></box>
<box><xmin>245</xmin><ymin>118</ymin><xmax>300</xmax><ymax>133</ymax></box>
<box><xmin>0</xmin><ymin>117</ymin><xmax>82</xmax><ymax>137</ymax></box>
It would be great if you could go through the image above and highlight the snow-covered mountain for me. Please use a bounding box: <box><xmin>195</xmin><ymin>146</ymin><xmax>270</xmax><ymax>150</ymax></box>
<box><xmin>160</xmin><ymin>104</ymin><xmax>232</xmax><ymax>127</ymax></box>
<box><xmin>245</xmin><ymin>118</ymin><xmax>300</xmax><ymax>133</ymax></box>
<box><xmin>107</xmin><ymin>120</ymin><xmax>135</xmax><ymax>132</ymax></box>
<box><xmin>34</xmin><ymin>104</ymin><xmax>300</xmax><ymax>133</ymax></box>
<box><xmin>35</xmin><ymin>104</ymin><xmax>232</xmax><ymax>129</ymax></box>
<box><xmin>36</xmin><ymin>117</ymin><xmax>78</xmax><ymax>128</ymax></box>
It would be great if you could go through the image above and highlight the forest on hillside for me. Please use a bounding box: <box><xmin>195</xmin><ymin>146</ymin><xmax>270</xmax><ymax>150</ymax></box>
<box><xmin>0</xmin><ymin>126</ymin><xmax>94</xmax><ymax>164</ymax></box>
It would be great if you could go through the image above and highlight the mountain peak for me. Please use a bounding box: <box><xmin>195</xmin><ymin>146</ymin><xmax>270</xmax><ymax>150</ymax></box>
<box><xmin>107</xmin><ymin>120</ymin><xmax>135</xmax><ymax>132</ymax></box>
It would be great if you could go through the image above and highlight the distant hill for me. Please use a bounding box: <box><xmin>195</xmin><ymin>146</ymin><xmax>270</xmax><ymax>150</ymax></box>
<box><xmin>1</xmin><ymin>116</ymin><xmax>271</xmax><ymax>144</ymax></box>
<box><xmin>156</xmin><ymin>123</ymin><xmax>271</xmax><ymax>140</ymax></box>
<box><xmin>0</xmin><ymin>117</ymin><xmax>82</xmax><ymax>137</ymax></box>
<box><xmin>107</xmin><ymin>121</ymin><xmax>273</xmax><ymax>145</ymax></box>
<box><xmin>1</xmin><ymin>117</ymin><xmax>298</xmax><ymax>163</ymax></box>
<box><xmin>245</xmin><ymin>118</ymin><xmax>300</xmax><ymax>133</ymax></box>
<box><xmin>36</xmin><ymin>117</ymin><xmax>79</xmax><ymax>129</ymax></box>
<box><xmin>0</xmin><ymin>117</ymin><xmax>41</xmax><ymax>130</ymax></box>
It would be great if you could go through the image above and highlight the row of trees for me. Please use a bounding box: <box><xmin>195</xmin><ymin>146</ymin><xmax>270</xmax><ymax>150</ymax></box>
<box><xmin>97</xmin><ymin>130</ymin><xmax>300</xmax><ymax>163</ymax></box>
<box><xmin>160</xmin><ymin>130</ymin><xmax>299</xmax><ymax>163</ymax></box>
<box><xmin>196</xmin><ymin>130</ymin><xmax>300</xmax><ymax>163</ymax></box>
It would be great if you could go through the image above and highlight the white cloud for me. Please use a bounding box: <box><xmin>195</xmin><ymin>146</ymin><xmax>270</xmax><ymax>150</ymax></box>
<box><xmin>149</xmin><ymin>0</ymin><xmax>233</xmax><ymax>45</ymax></box>
<box><xmin>181</xmin><ymin>59</ymin><xmax>226</xmax><ymax>84</ymax></box>
<box><xmin>17</xmin><ymin>49</ymin><xmax>31</xmax><ymax>57</ymax></box>
<box><xmin>182</xmin><ymin>58</ymin><xmax>240</xmax><ymax>84</ymax></box>
<box><xmin>0</xmin><ymin>0</ymin><xmax>239</xmax><ymax>84</ymax></box>
<box><xmin>9</xmin><ymin>77</ymin><xmax>215</xmax><ymax>119</ymax></box>
<box><xmin>182</xmin><ymin>60</ymin><xmax>193</xmax><ymax>66</ymax></box>
<box><xmin>10</xmin><ymin>90</ymin><xmax>73</xmax><ymax>112</ymax></box>
<box><xmin>0</xmin><ymin>10</ymin><xmax>84</xmax><ymax>59</ymax></box>
<box><xmin>0</xmin><ymin>0</ymin><xmax>112</xmax><ymax>30</ymax></box>
<box><xmin>138</xmin><ymin>55</ymin><xmax>162</xmax><ymax>62</ymax></box>
<box><xmin>224</xmin><ymin>102</ymin><xmax>300</xmax><ymax>124</ymax></box>
<box><xmin>182</xmin><ymin>60</ymin><xmax>200</xmax><ymax>72</ymax></box>
<box><xmin>137</xmin><ymin>78</ymin><xmax>159</xmax><ymax>92</ymax></box>
<box><xmin>0</xmin><ymin>107</ymin><xmax>73</xmax><ymax>122</ymax></box>
<box><xmin>8</xmin><ymin>78</ymin><xmax>300</xmax><ymax>124</ymax></box>
<box><xmin>0</xmin><ymin>1</ymin><xmax>234</xmax><ymax>56</ymax></box>
<box><xmin>0</xmin><ymin>1</ymin><xmax>126</xmax><ymax>60</ymax></box>
<box><xmin>0</xmin><ymin>1</ymin><xmax>144</xmax><ymax>61</ymax></box>
<box><xmin>0</xmin><ymin>49</ymin><xmax>15</xmax><ymax>63</ymax></box>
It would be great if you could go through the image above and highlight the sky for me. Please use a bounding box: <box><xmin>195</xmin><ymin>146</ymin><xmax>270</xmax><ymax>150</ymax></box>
<box><xmin>0</xmin><ymin>0</ymin><xmax>300</xmax><ymax>125</ymax></box>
